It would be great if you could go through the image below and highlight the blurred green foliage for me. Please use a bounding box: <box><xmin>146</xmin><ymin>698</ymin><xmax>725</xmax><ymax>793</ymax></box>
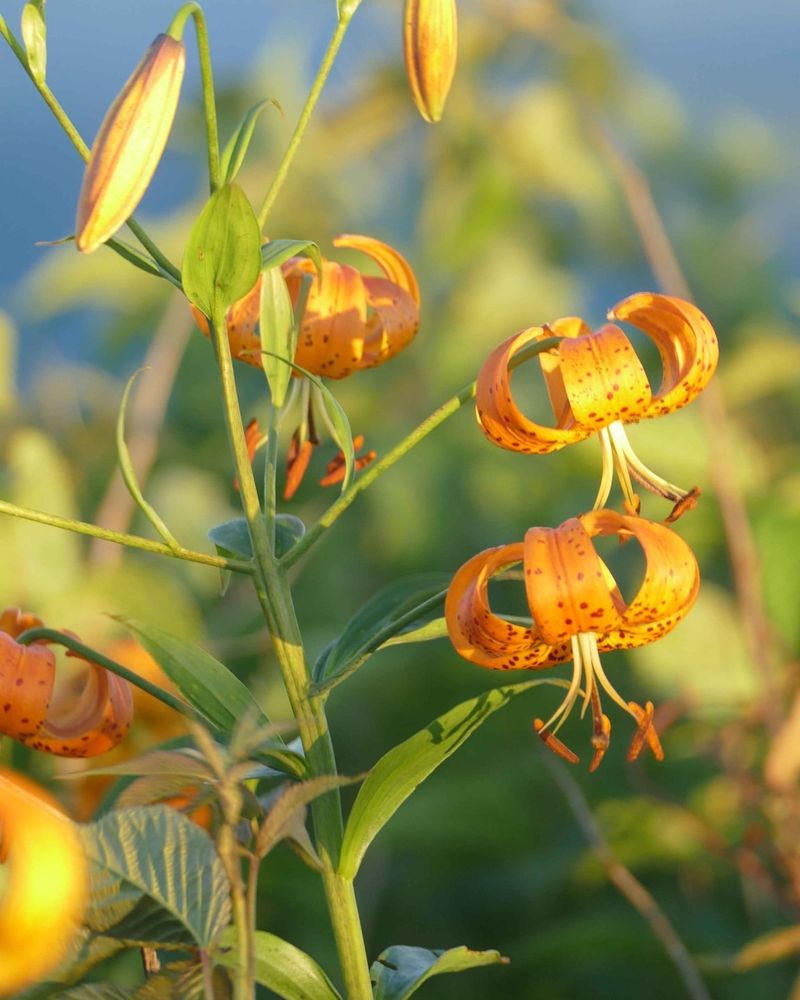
<box><xmin>2</xmin><ymin>0</ymin><xmax>800</xmax><ymax>997</ymax></box>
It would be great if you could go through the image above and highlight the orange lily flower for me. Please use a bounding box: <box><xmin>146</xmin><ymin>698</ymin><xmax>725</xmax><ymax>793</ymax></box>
<box><xmin>0</xmin><ymin>768</ymin><xmax>88</xmax><ymax>995</ymax></box>
<box><xmin>445</xmin><ymin>510</ymin><xmax>699</xmax><ymax>769</ymax></box>
<box><xmin>0</xmin><ymin>608</ymin><xmax>133</xmax><ymax>757</ymax></box>
<box><xmin>475</xmin><ymin>293</ymin><xmax>718</xmax><ymax>520</ymax></box>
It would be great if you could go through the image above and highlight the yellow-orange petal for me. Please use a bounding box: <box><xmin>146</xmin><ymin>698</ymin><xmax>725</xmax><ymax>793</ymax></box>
<box><xmin>333</xmin><ymin>234</ymin><xmax>421</xmax><ymax>306</ymax></box>
<box><xmin>0</xmin><ymin>633</ymin><xmax>56</xmax><ymax>744</ymax></box>
<box><xmin>0</xmin><ymin>607</ymin><xmax>44</xmax><ymax>639</ymax></box>
<box><xmin>76</xmin><ymin>34</ymin><xmax>186</xmax><ymax>253</ymax></box>
<box><xmin>609</xmin><ymin>292</ymin><xmax>719</xmax><ymax>417</ymax></box>
<box><xmin>360</xmin><ymin>275</ymin><xmax>420</xmax><ymax>368</ymax></box>
<box><xmin>445</xmin><ymin>544</ymin><xmax>570</xmax><ymax>670</ymax></box>
<box><xmin>289</xmin><ymin>260</ymin><xmax>369</xmax><ymax>378</ymax></box>
<box><xmin>403</xmin><ymin>0</ymin><xmax>458</xmax><ymax>124</ymax></box>
<box><xmin>0</xmin><ymin>768</ymin><xmax>87</xmax><ymax>994</ymax></box>
<box><xmin>523</xmin><ymin>518</ymin><xmax>623</xmax><ymax>645</ymax></box>
<box><xmin>475</xmin><ymin>323</ymin><xmax>589</xmax><ymax>455</ymax></box>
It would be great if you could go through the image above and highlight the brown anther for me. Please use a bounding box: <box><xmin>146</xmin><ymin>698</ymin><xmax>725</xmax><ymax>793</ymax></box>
<box><xmin>589</xmin><ymin>713</ymin><xmax>611</xmax><ymax>773</ymax></box>
<box><xmin>533</xmin><ymin>718</ymin><xmax>580</xmax><ymax>765</ymax></box>
<box><xmin>319</xmin><ymin>433</ymin><xmax>377</xmax><ymax>488</ymax></box>
<box><xmin>666</xmin><ymin>487</ymin><xmax>701</xmax><ymax>524</ymax></box>
<box><xmin>626</xmin><ymin>700</ymin><xmax>664</xmax><ymax>762</ymax></box>
<box><xmin>284</xmin><ymin>434</ymin><xmax>315</xmax><ymax>500</ymax></box>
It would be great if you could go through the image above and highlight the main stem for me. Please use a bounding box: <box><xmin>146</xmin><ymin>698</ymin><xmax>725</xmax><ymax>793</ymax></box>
<box><xmin>209</xmin><ymin>315</ymin><xmax>372</xmax><ymax>998</ymax></box>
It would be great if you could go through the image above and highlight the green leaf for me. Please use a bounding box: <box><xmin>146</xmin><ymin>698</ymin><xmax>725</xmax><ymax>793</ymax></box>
<box><xmin>371</xmin><ymin>945</ymin><xmax>508</xmax><ymax>1000</ymax></box>
<box><xmin>312</xmin><ymin>574</ymin><xmax>450</xmax><ymax>689</ymax></box>
<box><xmin>122</xmin><ymin>618</ymin><xmax>270</xmax><ymax>736</ymax></box>
<box><xmin>255</xmin><ymin>774</ymin><xmax>361</xmax><ymax>858</ymax></box>
<box><xmin>117</xmin><ymin>369</ymin><xmax>180</xmax><ymax>550</ymax></box>
<box><xmin>182</xmin><ymin>183</ymin><xmax>261</xmax><ymax>321</ymax></box>
<box><xmin>261</xmin><ymin>238</ymin><xmax>322</xmax><ymax>277</ymax></box>
<box><xmin>81</xmin><ymin>806</ymin><xmax>231</xmax><ymax>949</ymax></box>
<box><xmin>21</xmin><ymin>1</ymin><xmax>46</xmax><ymax>85</ymax></box>
<box><xmin>59</xmin><ymin>987</ymin><xmax>134</xmax><ymax>1000</ymax></box>
<box><xmin>220</xmin><ymin>98</ymin><xmax>277</xmax><ymax>183</ymax></box>
<box><xmin>216</xmin><ymin>928</ymin><xmax>341</xmax><ymax>1000</ymax></box>
<box><xmin>209</xmin><ymin>514</ymin><xmax>304</xmax><ymax>560</ymax></box>
<box><xmin>310</xmin><ymin>375</ymin><xmax>354</xmax><ymax>494</ymax></box>
<box><xmin>260</xmin><ymin>266</ymin><xmax>296</xmax><ymax>407</ymax></box>
<box><xmin>733</xmin><ymin>923</ymin><xmax>800</xmax><ymax>971</ymax></box>
<box><xmin>339</xmin><ymin>681</ymin><xmax>543</xmax><ymax>878</ymax></box>
<box><xmin>59</xmin><ymin>749</ymin><xmax>213</xmax><ymax>782</ymax></box>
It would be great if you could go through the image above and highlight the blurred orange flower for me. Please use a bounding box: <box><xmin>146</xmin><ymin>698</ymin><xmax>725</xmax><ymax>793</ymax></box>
<box><xmin>0</xmin><ymin>768</ymin><xmax>87</xmax><ymax>995</ymax></box>
<box><xmin>476</xmin><ymin>293</ymin><xmax>718</xmax><ymax>519</ymax></box>
<box><xmin>445</xmin><ymin>510</ymin><xmax>699</xmax><ymax>769</ymax></box>
<box><xmin>0</xmin><ymin>608</ymin><xmax>133</xmax><ymax>758</ymax></box>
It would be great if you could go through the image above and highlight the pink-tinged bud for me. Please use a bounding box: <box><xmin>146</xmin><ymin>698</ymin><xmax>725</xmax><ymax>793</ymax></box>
<box><xmin>403</xmin><ymin>0</ymin><xmax>458</xmax><ymax>124</ymax></box>
<box><xmin>75</xmin><ymin>33</ymin><xmax>185</xmax><ymax>253</ymax></box>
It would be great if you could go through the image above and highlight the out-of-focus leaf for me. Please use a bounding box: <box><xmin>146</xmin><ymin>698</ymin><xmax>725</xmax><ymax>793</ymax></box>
<box><xmin>313</xmin><ymin>574</ymin><xmax>449</xmax><ymax>689</ymax></box>
<box><xmin>209</xmin><ymin>514</ymin><xmax>304</xmax><ymax>560</ymax></box>
<box><xmin>58</xmin><ymin>987</ymin><xmax>133</xmax><ymax>1000</ymax></box>
<box><xmin>733</xmin><ymin>924</ymin><xmax>800</xmax><ymax>971</ymax></box>
<box><xmin>215</xmin><ymin>928</ymin><xmax>341</xmax><ymax>1000</ymax></box>
<box><xmin>122</xmin><ymin>618</ymin><xmax>270</xmax><ymax>735</ymax></box>
<box><xmin>0</xmin><ymin>310</ymin><xmax>17</xmax><ymax>412</ymax></box>
<box><xmin>81</xmin><ymin>806</ymin><xmax>230</xmax><ymax>949</ymax></box>
<box><xmin>255</xmin><ymin>774</ymin><xmax>361</xmax><ymax>858</ymax></box>
<box><xmin>339</xmin><ymin>681</ymin><xmax>543</xmax><ymax>878</ymax></box>
<box><xmin>21</xmin><ymin>0</ymin><xmax>46</xmax><ymax>84</ymax></box>
<box><xmin>261</xmin><ymin>239</ymin><xmax>322</xmax><ymax>276</ymax></box>
<box><xmin>260</xmin><ymin>266</ymin><xmax>296</xmax><ymax>407</ymax></box>
<box><xmin>220</xmin><ymin>98</ymin><xmax>276</xmax><ymax>183</ymax></box>
<box><xmin>59</xmin><ymin>750</ymin><xmax>213</xmax><ymax>782</ymax></box>
<box><xmin>182</xmin><ymin>183</ymin><xmax>261</xmax><ymax>320</ymax></box>
<box><xmin>371</xmin><ymin>945</ymin><xmax>508</xmax><ymax>1000</ymax></box>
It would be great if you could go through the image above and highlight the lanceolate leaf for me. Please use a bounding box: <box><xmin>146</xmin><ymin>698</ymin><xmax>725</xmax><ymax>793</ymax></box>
<box><xmin>255</xmin><ymin>774</ymin><xmax>361</xmax><ymax>858</ymax></box>
<box><xmin>261</xmin><ymin>238</ymin><xmax>322</xmax><ymax>276</ymax></box>
<box><xmin>260</xmin><ymin>265</ymin><xmax>296</xmax><ymax>408</ymax></box>
<box><xmin>220</xmin><ymin>98</ymin><xmax>276</xmax><ymax>183</ymax></box>
<box><xmin>81</xmin><ymin>807</ymin><xmax>231</xmax><ymax>949</ymax></box>
<box><xmin>122</xmin><ymin>618</ymin><xmax>270</xmax><ymax>736</ymax></box>
<box><xmin>182</xmin><ymin>183</ymin><xmax>261</xmax><ymax>320</ymax></box>
<box><xmin>371</xmin><ymin>945</ymin><xmax>508</xmax><ymax>1000</ymax></box>
<box><xmin>216</xmin><ymin>928</ymin><xmax>341</xmax><ymax>1000</ymax></box>
<box><xmin>339</xmin><ymin>681</ymin><xmax>543</xmax><ymax>878</ymax></box>
<box><xmin>312</xmin><ymin>574</ymin><xmax>450</xmax><ymax>689</ymax></box>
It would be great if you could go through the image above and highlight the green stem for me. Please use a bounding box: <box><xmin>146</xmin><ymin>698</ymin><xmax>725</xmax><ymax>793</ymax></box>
<box><xmin>209</xmin><ymin>315</ymin><xmax>373</xmax><ymax>999</ymax></box>
<box><xmin>264</xmin><ymin>401</ymin><xmax>280</xmax><ymax>551</ymax></box>
<box><xmin>15</xmin><ymin>628</ymin><xmax>194</xmax><ymax>719</ymax></box>
<box><xmin>0</xmin><ymin>498</ymin><xmax>253</xmax><ymax>574</ymax></box>
<box><xmin>0</xmin><ymin>19</ymin><xmax>181</xmax><ymax>282</ymax></box>
<box><xmin>169</xmin><ymin>3</ymin><xmax>221</xmax><ymax>191</ymax></box>
<box><xmin>284</xmin><ymin>336</ymin><xmax>563</xmax><ymax>567</ymax></box>
<box><xmin>257</xmin><ymin>13</ymin><xmax>353</xmax><ymax>229</ymax></box>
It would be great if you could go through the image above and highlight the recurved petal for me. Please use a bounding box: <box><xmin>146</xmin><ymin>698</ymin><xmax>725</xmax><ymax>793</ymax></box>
<box><xmin>333</xmin><ymin>234</ymin><xmax>420</xmax><ymax>305</ymax></box>
<box><xmin>0</xmin><ymin>768</ymin><xmax>87</xmax><ymax>995</ymax></box>
<box><xmin>609</xmin><ymin>292</ymin><xmax>718</xmax><ymax>417</ymax></box>
<box><xmin>446</xmin><ymin>544</ymin><xmax>570</xmax><ymax>670</ymax></box>
<box><xmin>475</xmin><ymin>325</ymin><xmax>588</xmax><ymax>454</ymax></box>
<box><xmin>76</xmin><ymin>34</ymin><xmax>186</xmax><ymax>253</ymax></box>
<box><xmin>0</xmin><ymin>633</ymin><xmax>55</xmax><ymax>744</ymax></box>
<box><xmin>288</xmin><ymin>260</ymin><xmax>369</xmax><ymax>379</ymax></box>
<box><xmin>360</xmin><ymin>275</ymin><xmax>420</xmax><ymax>368</ymax></box>
<box><xmin>0</xmin><ymin>607</ymin><xmax>44</xmax><ymax>639</ymax></box>
<box><xmin>523</xmin><ymin>519</ymin><xmax>623</xmax><ymax>646</ymax></box>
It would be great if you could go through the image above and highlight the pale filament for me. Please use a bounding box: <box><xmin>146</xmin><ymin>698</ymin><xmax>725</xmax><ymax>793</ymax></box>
<box><xmin>607</xmin><ymin>420</ymin><xmax>689</xmax><ymax>503</ymax></box>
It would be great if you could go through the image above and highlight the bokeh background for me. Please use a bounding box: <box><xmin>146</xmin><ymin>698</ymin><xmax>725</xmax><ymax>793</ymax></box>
<box><xmin>2</xmin><ymin>1</ymin><xmax>800</xmax><ymax>997</ymax></box>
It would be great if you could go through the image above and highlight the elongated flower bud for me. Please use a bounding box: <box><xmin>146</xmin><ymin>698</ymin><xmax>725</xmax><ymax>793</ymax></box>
<box><xmin>75</xmin><ymin>33</ymin><xmax>185</xmax><ymax>253</ymax></box>
<box><xmin>403</xmin><ymin>0</ymin><xmax>458</xmax><ymax>123</ymax></box>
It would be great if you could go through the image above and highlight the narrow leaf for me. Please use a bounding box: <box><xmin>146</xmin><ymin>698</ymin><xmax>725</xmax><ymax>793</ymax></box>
<box><xmin>733</xmin><ymin>923</ymin><xmax>800</xmax><ymax>971</ymax></box>
<box><xmin>312</xmin><ymin>574</ymin><xmax>450</xmax><ymax>688</ymax></box>
<box><xmin>256</xmin><ymin>774</ymin><xmax>361</xmax><ymax>858</ymax></box>
<box><xmin>216</xmin><ymin>928</ymin><xmax>341</xmax><ymax>1000</ymax></box>
<box><xmin>81</xmin><ymin>806</ymin><xmax>231</xmax><ymax>949</ymax></box>
<box><xmin>122</xmin><ymin>618</ymin><xmax>270</xmax><ymax>736</ymax></box>
<box><xmin>58</xmin><ymin>750</ymin><xmax>214</xmax><ymax>782</ymax></box>
<box><xmin>182</xmin><ymin>183</ymin><xmax>261</xmax><ymax>320</ymax></box>
<box><xmin>339</xmin><ymin>681</ymin><xmax>543</xmax><ymax>878</ymax></box>
<box><xmin>371</xmin><ymin>945</ymin><xmax>508</xmax><ymax>1000</ymax></box>
<box><xmin>59</xmin><ymin>987</ymin><xmax>134</xmax><ymax>1000</ymax></box>
<box><xmin>220</xmin><ymin>98</ymin><xmax>275</xmax><ymax>183</ymax></box>
<box><xmin>21</xmin><ymin>0</ymin><xmax>46</xmax><ymax>84</ymax></box>
<box><xmin>117</xmin><ymin>369</ymin><xmax>180</xmax><ymax>550</ymax></box>
<box><xmin>260</xmin><ymin>266</ymin><xmax>296</xmax><ymax>407</ymax></box>
<box><xmin>261</xmin><ymin>238</ymin><xmax>322</xmax><ymax>277</ymax></box>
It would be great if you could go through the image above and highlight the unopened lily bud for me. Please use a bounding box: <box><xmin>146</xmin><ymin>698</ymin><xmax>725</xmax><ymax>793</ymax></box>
<box><xmin>403</xmin><ymin>0</ymin><xmax>458</xmax><ymax>123</ymax></box>
<box><xmin>75</xmin><ymin>33</ymin><xmax>185</xmax><ymax>253</ymax></box>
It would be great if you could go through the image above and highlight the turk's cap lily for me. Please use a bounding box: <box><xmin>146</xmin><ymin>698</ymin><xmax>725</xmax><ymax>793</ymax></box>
<box><xmin>475</xmin><ymin>293</ymin><xmax>718</xmax><ymax>519</ymax></box>
<box><xmin>0</xmin><ymin>768</ymin><xmax>88</xmax><ymax>995</ymax></box>
<box><xmin>75</xmin><ymin>33</ymin><xmax>186</xmax><ymax>253</ymax></box>
<box><xmin>445</xmin><ymin>510</ymin><xmax>699</xmax><ymax>768</ymax></box>
<box><xmin>191</xmin><ymin>235</ymin><xmax>420</xmax><ymax>380</ymax></box>
<box><xmin>403</xmin><ymin>0</ymin><xmax>458</xmax><ymax>123</ymax></box>
<box><xmin>0</xmin><ymin>610</ymin><xmax>133</xmax><ymax>757</ymax></box>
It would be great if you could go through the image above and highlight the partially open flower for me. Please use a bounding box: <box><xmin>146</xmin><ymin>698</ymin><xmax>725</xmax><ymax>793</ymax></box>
<box><xmin>445</xmin><ymin>510</ymin><xmax>699</xmax><ymax>769</ymax></box>
<box><xmin>403</xmin><ymin>0</ymin><xmax>458</xmax><ymax>123</ymax></box>
<box><xmin>0</xmin><ymin>768</ymin><xmax>88</xmax><ymax>994</ymax></box>
<box><xmin>0</xmin><ymin>609</ymin><xmax>133</xmax><ymax>757</ymax></box>
<box><xmin>75</xmin><ymin>33</ymin><xmax>186</xmax><ymax>253</ymax></box>
<box><xmin>476</xmin><ymin>293</ymin><xmax>718</xmax><ymax>520</ymax></box>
